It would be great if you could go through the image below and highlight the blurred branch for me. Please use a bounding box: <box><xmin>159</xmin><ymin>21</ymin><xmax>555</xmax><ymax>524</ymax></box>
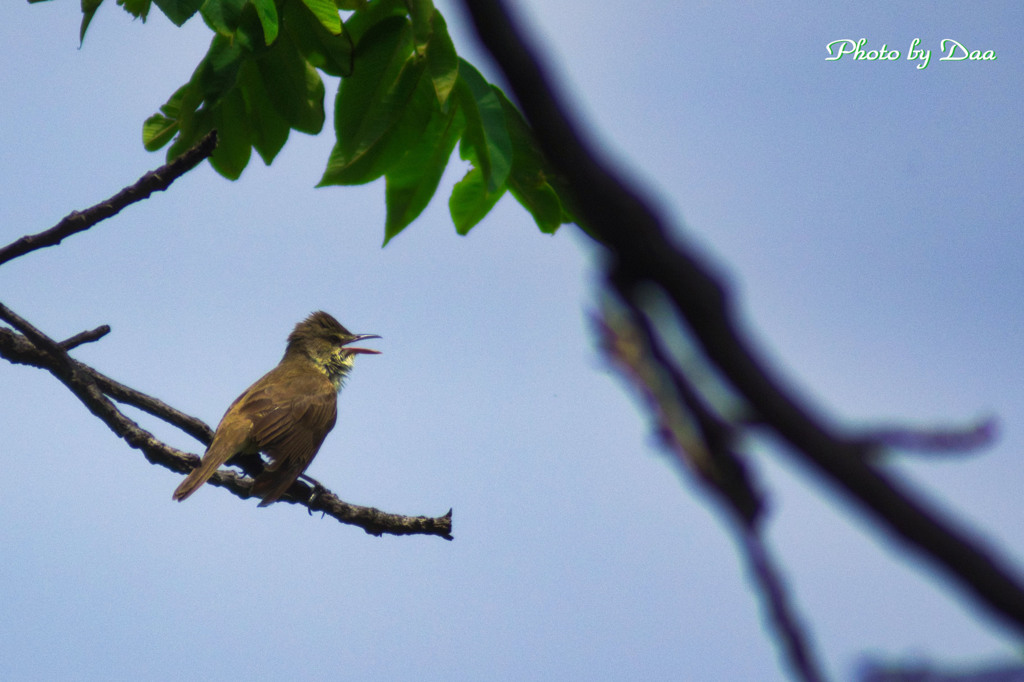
<box><xmin>0</xmin><ymin>130</ymin><xmax>217</xmax><ymax>267</ymax></box>
<box><xmin>597</xmin><ymin>296</ymin><xmax>825</xmax><ymax>682</ymax></box>
<box><xmin>743</xmin><ymin>529</ymin><xmax>826</xmax><ymax>682</ymax></box>
<box><xmin>857</xmin><ymin>419</ymin><xmax>997</xmax><ymax>457</ymax></box>
<box><xmin>596</xmin><ymin>296</ymin><xmax>763</xmax><ymax>527</ymax></box>
<box><xmin>459</xmin><ymin>0</ymin><xmax>1024</xmax><ymax>638</ymax></box>
<box><xmin>0</xmin><ymin>303</ymin><xmax>453</xmax><ymax>540</ymax></box>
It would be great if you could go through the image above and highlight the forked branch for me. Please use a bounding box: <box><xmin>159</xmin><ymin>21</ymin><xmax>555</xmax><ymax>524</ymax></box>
<box><xmin>459</xmin><ymin>0</ymin><xmax>1024</xmax><ymax>637</ymax></box>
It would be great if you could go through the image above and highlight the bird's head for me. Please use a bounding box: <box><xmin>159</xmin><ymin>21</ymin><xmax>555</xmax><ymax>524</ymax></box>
<box><xmin>286</xmin><ymin>311</ymin><xmax>380</xmax><ymax>389</ymax></box>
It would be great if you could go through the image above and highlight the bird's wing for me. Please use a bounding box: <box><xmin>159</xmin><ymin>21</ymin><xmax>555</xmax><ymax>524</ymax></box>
<box><xmin>246</xmin><ymin>372</ymin><xmax>338</xmax><ymax>506</ymax></box>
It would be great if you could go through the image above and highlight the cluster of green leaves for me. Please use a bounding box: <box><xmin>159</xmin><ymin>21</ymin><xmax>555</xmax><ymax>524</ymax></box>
<box><xmin>69</xmin><ymin>0</ymin><xmax>574</xmax><ymax>243</ymax></box>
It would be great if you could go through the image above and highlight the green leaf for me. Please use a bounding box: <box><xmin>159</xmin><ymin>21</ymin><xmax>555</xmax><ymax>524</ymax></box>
<box><xmin>208</xmin><ymin>88</ymin><xmax>252</xmax><ymax>179</ymax></box>
<box><xmin>322</xmin><ymin>58</ymin><xmax>433</xmax><ymax>185</ymax></box>
<box><xmin>320</xmin><ymin>16</ymin><xmax>434</xmax><ymax>185</ymax></box>
<box><xmin>510</xmin><ymin>180</ymin><xmax>562</xmax><ymax>233</ymax></box>
<box><xmin>152</xmin><ymin>0</ymin><xmax>203</xmax><ymax>26</ymax></box>
<box><xmin>383</xmin><ymin>101</ymin><xmax>464</xmax><ymax>244</ymax></box>
<box><xmin>238</xmin><ymin>61</ymin><xmax>290</xmax><ymax>164</ymax></box>
<box><xmin>142</xmin><ymin>113</ymin><xmax>179</xmax><ymax>151</ymax></box>
<box><xmin>455</xmin><ymin>58</ymin><xmax>511</xmax><ymax>193</ymax></box>
<box><xmin>80</xmin><ymin>0</ymin><xmax>104</xmax><ymax>46</ymax></box>
<box><xmin>255</xmin><ymin>34</ymin><xmax>326</xmax><ymax>134</ymax></box>
<box><xmin>147</xmin><ymin>81</ymin><xmax>204</xmax><ymax>156</ymax></box>
<box><xmin>342</xmin><ymin>0</ymin><xmax>405</xmax><ymax>45</ymax></box>
<box><xmin>166</xmin><ymin>86</ymin><xmax>212</xmax><ymax>159</ymax></box>
<box><xmin>158</xmin><ymin>82</ymin><xmax>194</xmax><ymax>118</ymax></box>
<box><xmin>449</xmin><ymin>167</ymin><xmax>505</xmax><ymax>235</ymax></box>
<box><xmin>406</xmin><ymin>0</ymin><xmax>433</xmax><ymax>55</ymax></box>
<box><xmin>299</xmin><ymin>0</ymin><xmax>341</xmax><ymax>34</ymax></box>
<box><xmin>250</xmin><ymin>0</ymin><xmax>278</xmax><ymax>44</ymax></box>
<box><xmin>200</xmin><ymin>0</ymin><xmax>245</xmax><ymax>36</ymax></box>
<box><xmin>283</xmin><ymin>0</ymin><xmax>353</xmax><ymax>77</ymax></box>
<box><xmin>200</xmin><ymin>0</ymin><xmax>265</xmax><ymax>50</ymax></box>
<box><xmin>497</xmin><ymin>90</ymin><xmax>573</xmax><ymax>232</ymax></box>
<box><xmin>195</xmin><ymin>34</ymin><xmax>245</xmax><ymax>106</ymax></box>
<box><xmin>425</xmin><ymin>10</ymin><xmax>457</xmax><ymax>108</ymax></box>
<box><xmin>116</xmin><ymin>0</ymin><xmax>152</xmax><ymax>21</ymax></box>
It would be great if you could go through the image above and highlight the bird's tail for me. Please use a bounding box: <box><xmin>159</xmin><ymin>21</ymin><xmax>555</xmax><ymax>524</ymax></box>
<box><xmin>172</xmin><ymin>422</ymin><xmax>251</xmax><ymax>502</ymax></box>
<box><xmin>172</xmin><ymin>456</ymin><xmax>223</xmax><ymax>502</ymax></box>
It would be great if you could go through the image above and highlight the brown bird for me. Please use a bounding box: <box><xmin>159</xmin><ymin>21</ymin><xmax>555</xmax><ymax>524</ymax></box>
<box><xmin>173</xmin><ymin>311</ymin><xmax>380</xmax><ymax>506</ymax></box>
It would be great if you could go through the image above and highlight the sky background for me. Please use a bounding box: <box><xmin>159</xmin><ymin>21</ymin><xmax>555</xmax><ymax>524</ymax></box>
<box><xmin>2</xmin><ymin>1</ymin><xmax>1023</xmax><ymax>680</ymax></box>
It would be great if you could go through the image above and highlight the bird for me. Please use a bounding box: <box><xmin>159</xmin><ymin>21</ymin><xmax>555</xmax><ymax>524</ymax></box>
<box><xmin>172</xmin><ymin>311</ymin><xmax>380</xmax><ymax>506</ymax></box>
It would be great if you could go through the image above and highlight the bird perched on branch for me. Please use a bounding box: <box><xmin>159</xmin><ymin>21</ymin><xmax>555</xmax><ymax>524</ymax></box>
<box><xmin>173</xmin><ymin>311</ymin><xmax>380</xmax><ymax>506</ymax></box>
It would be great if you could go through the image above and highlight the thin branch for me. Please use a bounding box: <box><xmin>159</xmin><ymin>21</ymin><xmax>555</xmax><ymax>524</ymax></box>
<box><xmin>595</xmin><ymin>296</ymin><xmax>763</xmax><ymax>527</ymax></box>
<box><xmin>0</xmin><ymin>130</ymin><xmax>217</xmax><ymax>267</ymax></box>
<box><xmin>0</xmin><ymin>302</ymin><xmax>199</xmax><ymax>465</ymax></box>
<box><xmin>858</xmin><ymin>418</ymin><xmax>997</xmax><ymax>457</ymax></box>
<box><xmin>186</xmin><ymin>463</ymin><xmax>455</xmax><ymax>540</ymax></box>
<box><xmin>742</xmin><ymin>529</ymin><xmax>828</xmax><ymax>682</ymax></box>
<box><xmin>0</xmin><ymin>322</ymin><xmax>213</xmax><ymax>444</ymax></box>
<box><xmin>598</xmin><ymin>296</ymin><xmax>826</xmax><ymax>682</ymax></box>
<box><xmin>0</xmin><ymin>305</ymin><xmax>453</xmax><ymax>540</ymax></box>
<box><xmin>460</xmin><ymin>0</ymin><xmax>1024</xmax><ymax>635</ymax></box>
<box><xmin>60</xmin><ymin>325</ymin><xmax>111</xmax><ymax>350</ymax></box>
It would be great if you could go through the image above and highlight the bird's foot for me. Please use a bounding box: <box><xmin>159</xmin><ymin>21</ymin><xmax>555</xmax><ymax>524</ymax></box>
<box><xmin>299</xmin><ymin>474</ymin><xmax>328</xmax><ymax>516</ymax></box>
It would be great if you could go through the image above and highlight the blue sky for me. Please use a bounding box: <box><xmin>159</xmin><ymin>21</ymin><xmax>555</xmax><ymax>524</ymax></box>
<box><xmin>2</xmin><ymin>2</ymin><xmax>1023</xmax><ymax>680</ymax></box>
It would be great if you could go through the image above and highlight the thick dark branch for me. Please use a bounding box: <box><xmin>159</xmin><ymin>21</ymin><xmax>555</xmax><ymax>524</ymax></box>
<box><xmin>0</xmin><ymin>131</ymin><xmax>217</xmax><ymax>267</ymax></box>
<box><xmin>0</xmin><ymin>306</ymin><xmax>453</xmax><ymax>540</ymax></box>
<box><xmin>460</xmin><ymin>0</ymin><xmax>1024</xmax><ymax>634</ymax></box>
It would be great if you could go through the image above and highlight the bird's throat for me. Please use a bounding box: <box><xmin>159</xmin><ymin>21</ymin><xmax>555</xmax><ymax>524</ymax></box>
<box><xmin>282</xmin><ymin>349</ymin><xmax>351</xmax><ymax>393</ymax></box>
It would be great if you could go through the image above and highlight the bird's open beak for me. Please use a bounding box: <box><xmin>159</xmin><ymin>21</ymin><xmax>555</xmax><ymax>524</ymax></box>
<box><xmin>344</xmin><ymin>334</ymin><xmax>381</xmax><ymax>355</ymax></box>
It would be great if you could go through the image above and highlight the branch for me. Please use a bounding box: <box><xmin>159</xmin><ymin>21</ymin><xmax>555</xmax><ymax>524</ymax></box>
<box><xmin>742</xmin><ymin>529</ymin><xmax>827</xmax><ymax>682</ymax></box>
<box><xmin>0</xmin><ymin>322</ymin><xmax>213</xmax><ymax>444</ymax></box>
<box><xmin>858</xmin><ymin>419</ymin><xmax>997</xmax><ymax>457</ymax></box>
<box><xmin>597</xmin><ymin>296</ymin><xmax>825</xmax><ymax>682</ymax></box>
<box><xmin>60</xmin><ymin>325</ymin><xmax>111</xmax><ymax>350</ymax></box>
<box><xmin>595</xmin><ymin>295</ymin><xmax>763</xmax><ymax>527</ymax></box>
<box><xmin>0</xmin><ymin>304</ymin><xmax>453</xmax><ymax>540</ymax></box>
<box><xmin>0</xmin><ymin>130</ymin><xmax>217</xmax><ymax>267</ymax></box>
<box><xmin>460</xmin><ymin>0</ymin><xmax>1024</xmax><ymax>636</ymax></box>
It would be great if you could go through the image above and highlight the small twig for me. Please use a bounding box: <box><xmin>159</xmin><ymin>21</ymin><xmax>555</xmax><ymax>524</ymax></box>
<box><xmin>0</xmin><ymin>130</ymin><xmax>217</xmax><ymax>267</ymax></box>
<box><xmin>859</xmin><ymin>419</ymin><xmax>997</xmax><ymax>456</ymax></box>
<box><xmin>0</xmin><ymin>305</ymin><xmax>453</xmax><ymax>540</ymax></box>
<box><xmin>60</xmin><ymin>325</ymin><xmax>111</xmax><ymax>350</ymax></box>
